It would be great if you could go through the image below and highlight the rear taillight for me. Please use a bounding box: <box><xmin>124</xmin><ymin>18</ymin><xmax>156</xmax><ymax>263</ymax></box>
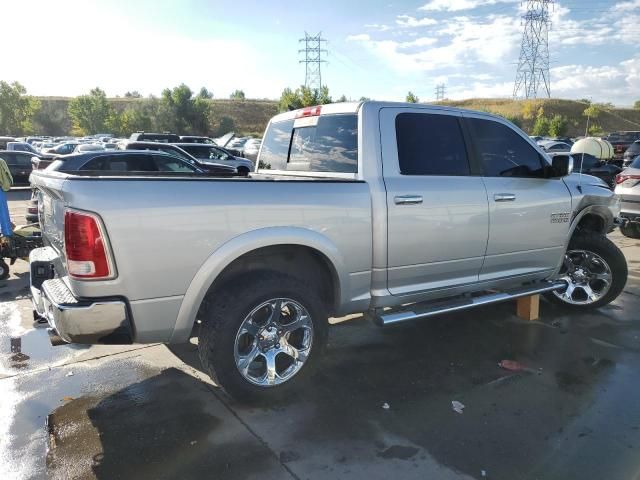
<box><xmin>64</xmin><ymin>210</ymin><xmax>112</xmax><ymax>279</ymax></box>
<box><xmin>616</xmin><ymin>173</ymin><xmax>640</xmax><ymax>185</ymax></box>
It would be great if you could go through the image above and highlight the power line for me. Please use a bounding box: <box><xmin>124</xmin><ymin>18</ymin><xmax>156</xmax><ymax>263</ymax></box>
<box><xmin>435</xmin><ymin>83</ymin><xmax>446</xmax><ymax>101</ymax></box>
<box><xmin>513</xmin><ymin>0</ymin><xmax>553</xmax><ymax>99</ymax></box>
<box><xmin>298</xmin><ymin>32</ymin><xmax>328</xmax><ymax>91</ymax></box>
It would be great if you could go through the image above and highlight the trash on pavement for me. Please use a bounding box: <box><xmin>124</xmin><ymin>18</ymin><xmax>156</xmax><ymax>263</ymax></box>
<box><xmin>498</xmin><ymin>359</ymin><xmax>527</xmax><ymax>372</ymax></box>
<box><xmin>66</xmin><ymin>371</ymin><xmax>74</xmax><ymax>377</ymax></box>
<box><xmin>451</xmin><ymin>400</ymin><xmax>465</xmax><ymax>414</ymax></box>
<box><xmin>382</xmin><ymin>402</ymin><xmax>390</xmax><ymax>410</ymax></box>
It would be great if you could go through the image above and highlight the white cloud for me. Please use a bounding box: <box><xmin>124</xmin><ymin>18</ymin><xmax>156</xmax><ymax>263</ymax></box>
<box><xmin>551</xmin><ymin>56</ymin><xmax>640</xmax><ymax>106</ymax></box>
<box><xmin>613</xmin><ymin>0</ymin><xmax>640</xmax><ymax>12</ymax></box>
<box><xmin>419</xmin><ymin>0</ymin><xmax>514</xmax><ymax>12</ymax></box>
<box><xmin>365</xmin><ymin>23</ymin><xmax>392</xmax><ymax>32</ymax></box>
<box><xmin>350</xmin><ymin>14</ymin><xmax>520</xmax><ymax>72</ymax></box>
<box><xmin>395</xmin><ymin>15</ymin><xmax>438</xmax><ymax>27</ymax></box>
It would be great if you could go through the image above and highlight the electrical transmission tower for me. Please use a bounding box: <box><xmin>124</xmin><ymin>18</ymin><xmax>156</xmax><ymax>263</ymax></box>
<box><xmin>299</xmin><ymin>32</ymin><xmax>327</xmax><ymax>91</ymax></box>
<box><xmin>513</xmin><ymin>0</ymin><xmax>553</xmax><ymax>99</ymax></box>
<box><xmin>435</xmin><ymin>83</ymin><xmax>446</xmax><ymax>101</ymax></box>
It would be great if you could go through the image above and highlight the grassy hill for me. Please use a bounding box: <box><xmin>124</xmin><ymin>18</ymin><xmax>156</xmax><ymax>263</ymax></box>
<box><xmin>31</xmin><ymin>96</ymin><xmax>640</xmax><ymax>138</ymax></box>
<box><xmin>435</xmin><ymin>98</ymin><xmax>640</xmax><ymax>136</ymax></box>
<box><xmin>33</xmin><ymin>97</ymin><xmax>279</xmax><ymax>137</ymax></box>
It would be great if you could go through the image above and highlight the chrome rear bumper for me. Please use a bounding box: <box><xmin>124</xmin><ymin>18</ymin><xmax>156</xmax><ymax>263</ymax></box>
<box><xmin>30</xmin><ymin>247</ymin><xmax>133</xmax><ymax>345</ymax></box>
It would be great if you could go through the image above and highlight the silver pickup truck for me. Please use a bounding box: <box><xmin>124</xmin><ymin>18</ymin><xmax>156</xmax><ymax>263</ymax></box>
<box><xmin>29</xmin><ymin>101</ymin><xmax>627</xmax><ymax>400</ymax></box>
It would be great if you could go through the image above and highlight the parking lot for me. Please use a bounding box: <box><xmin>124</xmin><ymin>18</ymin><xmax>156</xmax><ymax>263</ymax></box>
<box><xmin>2</xmin><ymin>188</ymin><xmax>640</xmax><ymax>480</ymax></box>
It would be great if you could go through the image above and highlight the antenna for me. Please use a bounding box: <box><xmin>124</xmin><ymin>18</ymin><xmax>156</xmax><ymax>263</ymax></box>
<box><xmin>578</xmin><ymin>111</ymin><xmax>591</xmax><ymax>193</ymax></box>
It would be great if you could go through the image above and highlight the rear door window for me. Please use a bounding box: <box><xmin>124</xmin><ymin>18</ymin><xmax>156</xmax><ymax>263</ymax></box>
<box><xmin>260</xmin><ymin>114</ymin><xmax>358</xmax><ymax>173</ymax></box>
<box><xmin>467</xmin><ymin>118</ymin><xmax>546</xmax><ymax>178</ymax></box>
<box><xmin>395</xmin><ymin>113</ymin><xmax>470</xmax><ymax>175</ymax></box>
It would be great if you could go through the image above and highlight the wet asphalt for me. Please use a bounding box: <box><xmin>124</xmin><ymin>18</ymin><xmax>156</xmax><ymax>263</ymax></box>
<box><xmin>2</xmin><ymin>189</ymin><xmax>640</xmax><ymax>480</ymax></box>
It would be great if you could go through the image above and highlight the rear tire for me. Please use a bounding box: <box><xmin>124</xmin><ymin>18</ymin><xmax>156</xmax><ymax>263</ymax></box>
<box><xmin>546</xmin><ymin>233</ymin><xmax>627</xmax><ymax>310</ymax></box>
<box><xmin>198</xmin><ymin>271</ymin><xmax>328</xmax><ymax>402</ymax></box>
<box><xmin>620</xmin><ymin>223</ymin><xmax>640</xmax><ymax>239</ymax></box>
<box><xmin>0</xmin><ymin>260</ymin><xmax>9</xmax><ymax>280</ymax></box>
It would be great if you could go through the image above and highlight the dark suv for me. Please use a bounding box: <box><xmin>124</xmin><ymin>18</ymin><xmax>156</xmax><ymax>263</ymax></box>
<box><xmin>121</xmin><ymin>142</ymin><xmax>236</xmax><ymax>174</ymax></box>
<box><xmin>129</xmin><ymin>132</ymin><xmax>181</xmax><ymax>143</ymax></box>
<box><xmin>606</xmin><ymin>131</ymin><xmax>640</xmax><ymax>160</ymax></box>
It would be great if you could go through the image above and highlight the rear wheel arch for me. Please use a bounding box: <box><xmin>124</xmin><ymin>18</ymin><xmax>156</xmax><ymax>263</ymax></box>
<box><xmin>199</xmin><ymin>244</ymin><xmax>339</xmax><ymax>319</ymax></box>
<box><xmin>170</xmin><ymin>229</ymin><xmax>346</xmax><ymax>344</ymax></box>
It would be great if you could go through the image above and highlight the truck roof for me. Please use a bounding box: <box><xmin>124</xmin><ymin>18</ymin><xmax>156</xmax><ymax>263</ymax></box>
<box><xmin>269</xmin><ymin>101</ymin><xmax>509</xmax><ymax>124</ymax></box>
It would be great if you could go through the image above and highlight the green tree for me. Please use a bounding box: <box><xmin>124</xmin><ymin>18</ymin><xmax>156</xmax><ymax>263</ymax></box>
<box><xmin>359</xmin><ymin>96</ymin><xmax>372</xmax><ymax>102</ymax></box>
<box><xmin>158</xmin><ymin>84</ymin><xmax>211</xmax><ymax>134</ymax></box>
<box><xmin>68</xmin><ymin>87</ymin><xmax>115</xmax><ymax>135</ymax></box>
<box><xmin>33</xmin><ymin>100</ymin><xmax>69</xmax><ymax>136</ymax></box>
<box><xmin>532</xmin><ymin>115</ymin><xmax>550</xmax><ymax>136</ymax></box>
<box><xmin>583</xmin><ymin>104</ymin><xmax>601</xmax><ymax>120</ymax></box>
<box><xmin>337</xmin><ymin>94</ymin><xmax>348</xmax><ymax>103</ymax></box>
<box><xmin>124</xmin><ymin>90</ymin><xmax>142</xmax><ymax>98</ymax></box>
<box><xmin>0</xmin><ymin>81</ymin><xmax>39</xmax><ymax>135</ymax></box>
<box><xmin>548</xmin><ymin>114</ymin><xmax>568</xmax><ymax>137</ymax></box>
<box><xmin>634</xmin><ymin>100</ymin><xmax>640</xmax><ymax>110</ymax></box>
<box><xmin>277</xmin><ymin>86</ymin><xmax>333</xmax><ymax>112</ymax></box>
<box><xmin>230</xmin><ymin>89</ymin><xmax>245</xmax><ymax>100</ymax></box>
<box><xmin>406</xmin><ymin>91</ymin><xmax>419</xmax><ymax>103</ymax></box>
<box><xmin>198</xmin><ymin>87</ymin><xmax>214</xmax><ymax>99</ymax></box>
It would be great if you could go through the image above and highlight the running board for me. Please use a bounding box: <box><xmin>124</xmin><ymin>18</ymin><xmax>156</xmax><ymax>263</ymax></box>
<box><xmin>370</xmin><ymin>281</ymin><xmax>565</xmax><ymax>326</ymax></box>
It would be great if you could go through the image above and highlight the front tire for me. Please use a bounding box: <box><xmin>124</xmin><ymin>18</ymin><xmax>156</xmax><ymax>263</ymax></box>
<box><xmin>547</xmin><ymin>233</ymin><xmax>627</xmax><ymax>310</ymax></box>
<box><xmin>620</xmin><ymin>223</ymin><xmax>640</xmax><ymax>239</ymax></box>
<box><xmin>198</xmin><ymin>272</ymin><xmax>328</xmax><ymax>402</ymax></box>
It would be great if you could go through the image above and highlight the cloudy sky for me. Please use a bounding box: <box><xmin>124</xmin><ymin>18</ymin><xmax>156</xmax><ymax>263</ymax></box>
<box><xmin>5</xmin><ymin>0</ymin><xmax>639</xmax><ymax>105</ymax></box>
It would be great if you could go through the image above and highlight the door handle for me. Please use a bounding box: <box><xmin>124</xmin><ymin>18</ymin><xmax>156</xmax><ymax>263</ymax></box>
<box><xmin>394</xmin><ymin>195</ymin><xmax>423</xmax><ymax>205</ymax></box>
<box><xmin>494</xmin><ymin>193</ymin><xmax>516</xmax><ymax>202</ymax></box>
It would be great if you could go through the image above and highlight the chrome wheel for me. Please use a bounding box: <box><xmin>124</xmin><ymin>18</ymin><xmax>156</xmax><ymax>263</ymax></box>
<box><xmin>234</xmin><ymin>298</ymin><xmax>313</xmax><ymax>387</ymax></box>
<box><xmin>553</xmin><ymin>249</ymin><xmax>612</xmax><ymax>305</ymax></box>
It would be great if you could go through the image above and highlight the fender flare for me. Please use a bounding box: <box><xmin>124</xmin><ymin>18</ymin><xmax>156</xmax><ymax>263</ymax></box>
<box><xmin>569</xmin><ymin>205</ymin><xmax>612</xmax><ymax>238</ymax></box>
<box><xmin>552</xmin><ymin>205</ymin><xmax>613</xmax><ymax>275</ymax></box>
<box><xmin>169</xmin><ymin>226</ymin><xmax>347</xmax><ymax>343</ymax></box>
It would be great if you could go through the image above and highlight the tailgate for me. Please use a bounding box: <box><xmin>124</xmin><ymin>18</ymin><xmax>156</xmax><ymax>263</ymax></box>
<box><xmin>31</xmin><ymin>172</ymin><xmax>68</xmax><ymax>261</ymax></box>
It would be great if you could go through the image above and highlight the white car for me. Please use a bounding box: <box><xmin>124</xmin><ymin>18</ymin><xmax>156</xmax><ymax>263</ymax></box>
<box><xmin>615</xmin><ymin>156</ymin><xmax>640</xmax><ymax>238</ymax></box>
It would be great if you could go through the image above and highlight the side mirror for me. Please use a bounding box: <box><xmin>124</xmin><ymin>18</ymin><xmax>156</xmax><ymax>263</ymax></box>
<box><xmin>550</xmin><ymin>155</ymin><xmax>573</xmax><ymax>177</ymax></box>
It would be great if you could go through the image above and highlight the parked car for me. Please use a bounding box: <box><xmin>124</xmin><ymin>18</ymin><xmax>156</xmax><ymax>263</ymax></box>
<box><xmin>129</xmin><ymin>132</ymin><xmax>181</xmax><ymax>143</ymax></box>
<box><xmin>225</xmin><ymin>136</ymin><xmax>250</xmax><ymax>156</ymax></box>
<box><xmin>0</xmin><ymin>137</ymin><xmax>16</xmax><ymax>149</ymax></box>
<box><xmin>75</xmin><ymin>144</ymin><xmax>105</xmax><ymax>153</ymax></box>
<box><xmin>29</xmin><ymin>102</ymin><xmax>626</xmax><ymax>402</ymax></box>
<box><xmin>615</xmin><ymin>155</ymin><xmax>640</xmax><ymax>238</ymax></box>
<box><xmin>242</xmin><ymin>138</ymin><xmax>262</xmax><ymax>162</ymax></box>
<box><xmin>0</xmin><ymin>151</ymin><xmax>35</xmax><ymax>185</ymax></box>
<box><xmin>179</xmin><ymin>135</ymin><xmax>215</xmax><ymax>144</ymax></box>
<box><xmin>45</xmin><ymin>142</ymin><xmax>79</xmax><ymax>155</ymax></box>
<box><xmin>605</xmin><ymin>131</ymin><xmax>640</xmax><ymax>160</ymax></box>
<box><xmin>623</xmin><ymin>141</ymin><xmax>640</xmax><ymax>167</ymax></box>
<box><xmin>121</xmin><ymin>141</ymin><xmax>236</xmax><ymax>174</ymax></box>
<box><xmin>31</xmin><ymin>153</ymin><xmax>57</xmax><ymax>171</ymax></box>
<box><xmin>46</xmin><ymin>150</ymin><xmax>205</xmax><ymax>174</ymax></box>
<box><xmin>7</xmin><ymin>141</ymin><xmax>40</xmax><ymax>154</ymax></box>
<box><xmin>539</xmin><ymin>140</ymin><xmax>571</xmax><ymax>153</ymax></box>
<box><xmin>172</xmin><ymin>143</ymin><xmax>254</xmax><ymax>174</ymax></box>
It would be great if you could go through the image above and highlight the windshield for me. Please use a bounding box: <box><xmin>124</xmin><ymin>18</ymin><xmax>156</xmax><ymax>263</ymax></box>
<box><xmin>631</xmin><ymin>156</ymin><xmax>640</xmax><ymax>168</ymax></box>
